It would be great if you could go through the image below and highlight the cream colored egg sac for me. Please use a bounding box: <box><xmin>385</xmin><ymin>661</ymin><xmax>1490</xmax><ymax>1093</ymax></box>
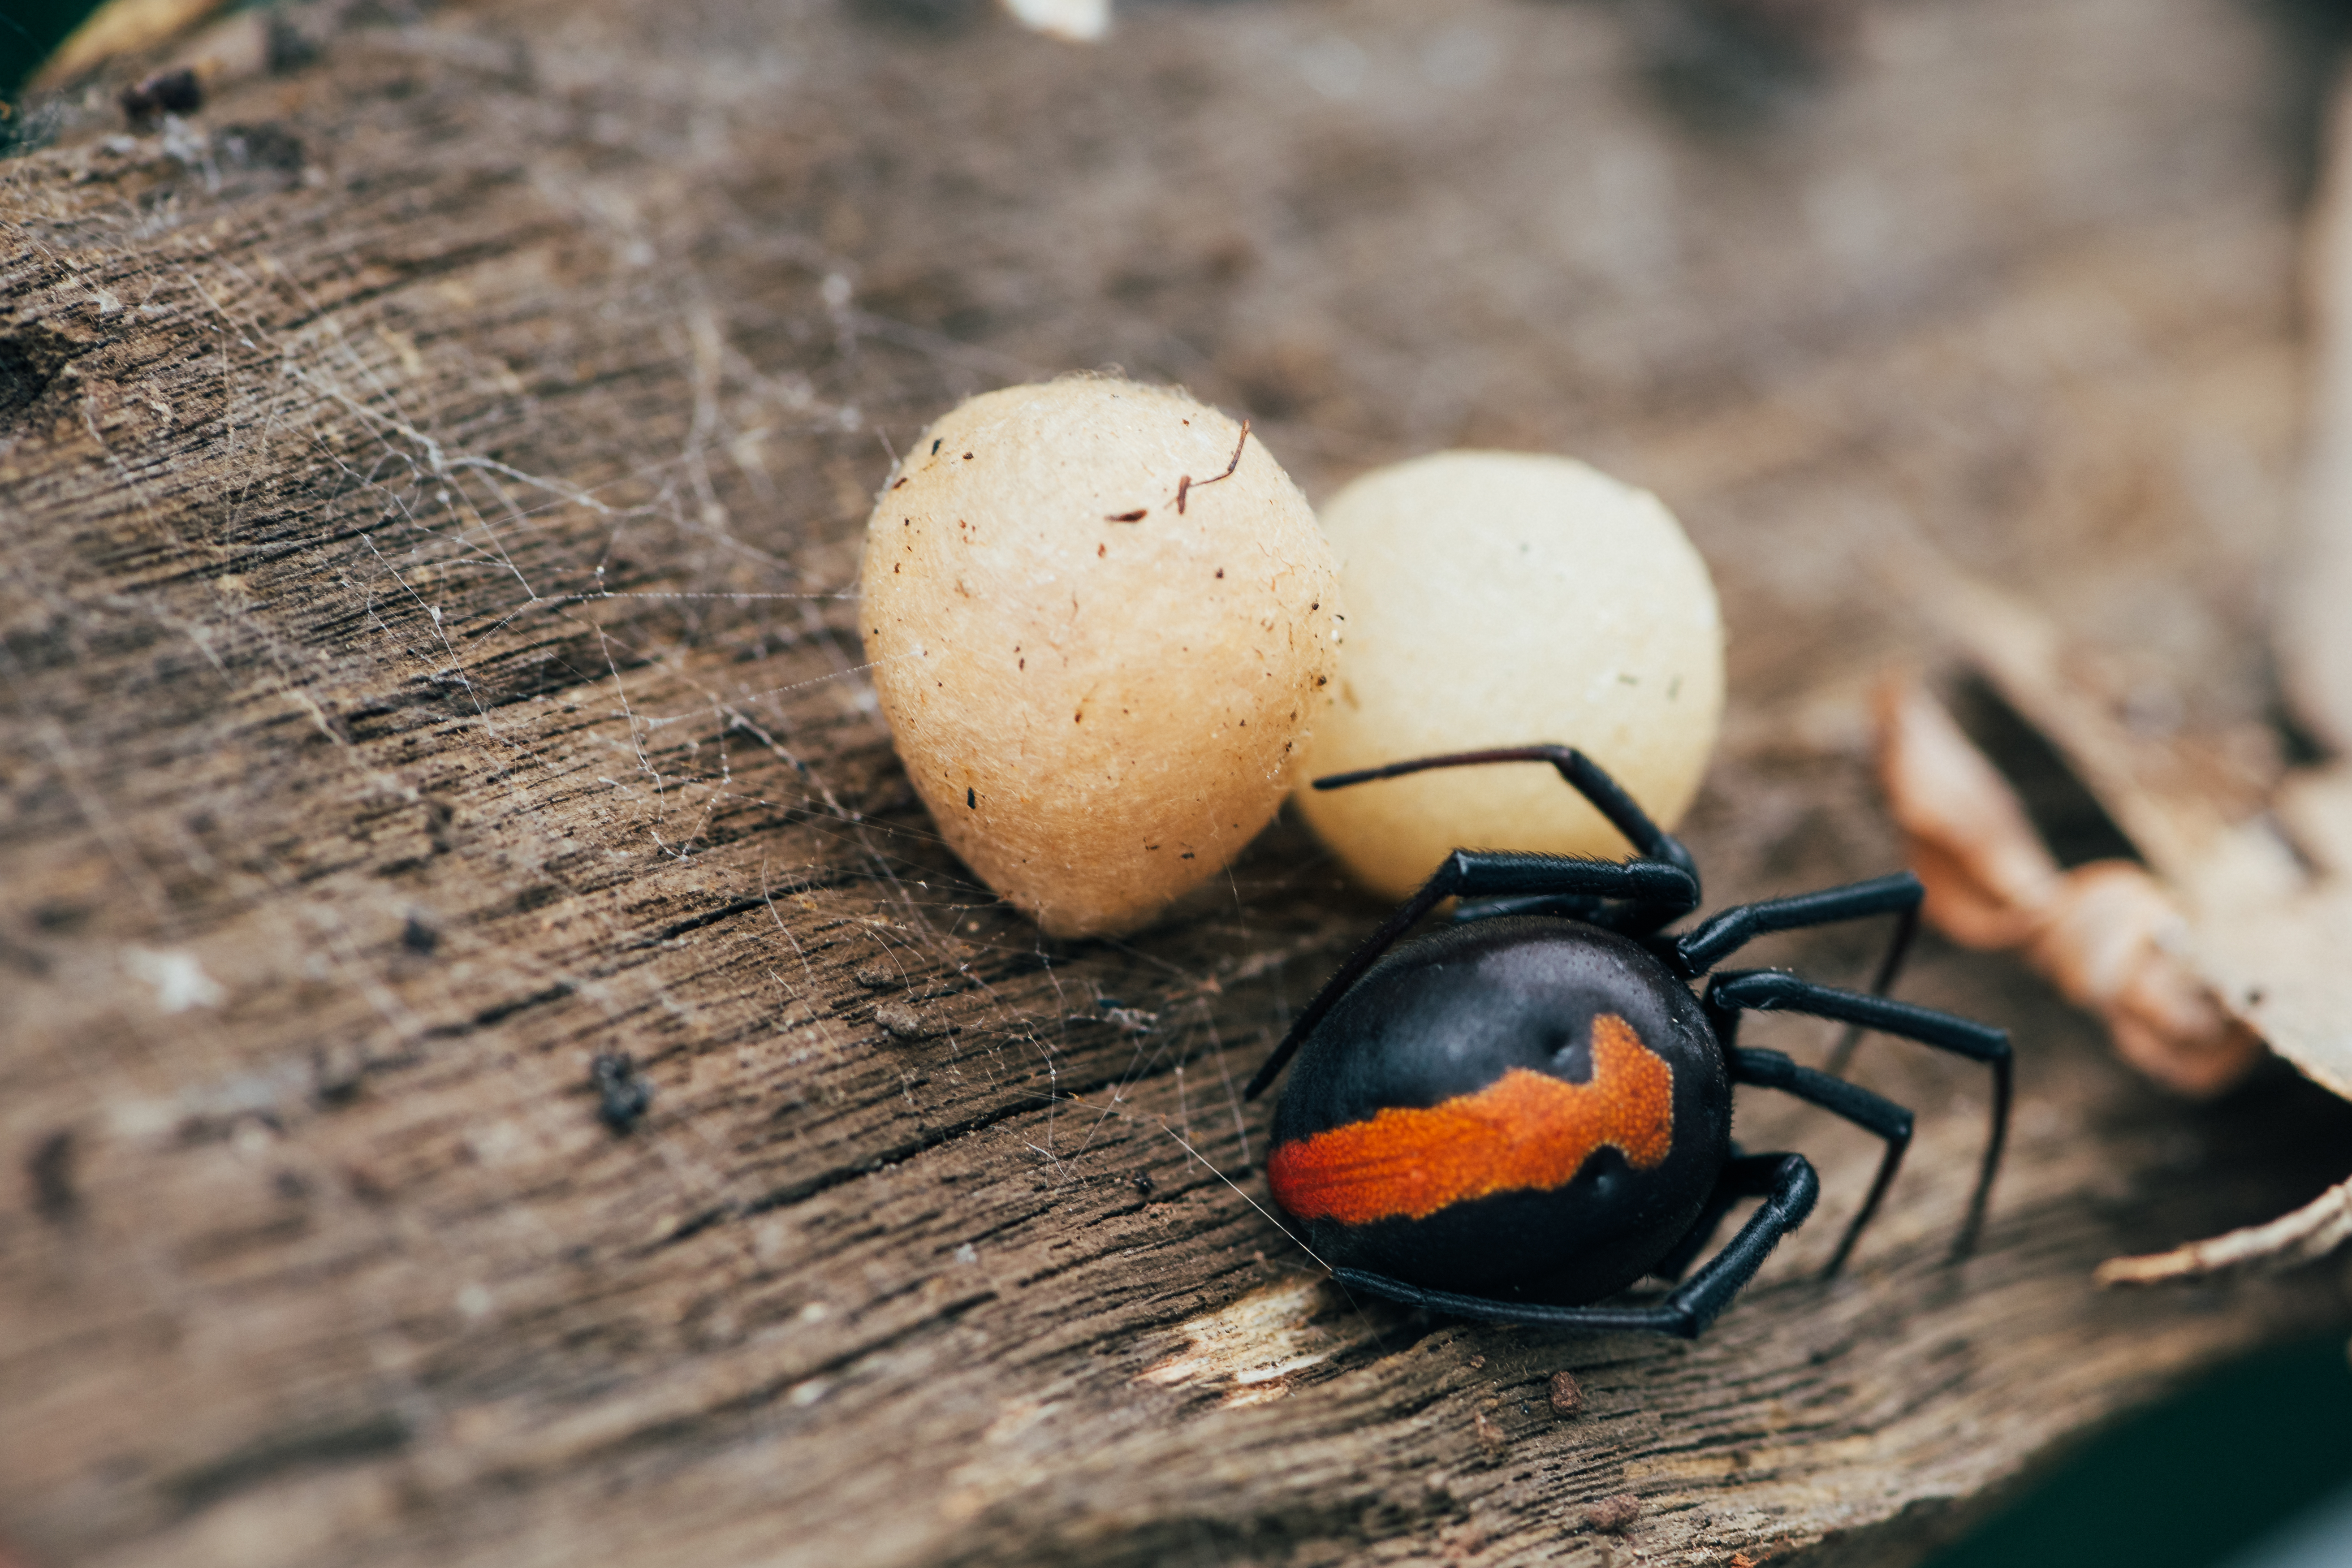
<box><xmin>1296</xmin><ymin>450</ymin><xmax>1723</xmax><ymax>900</ymax></box>
<box><xmin>861</xmin><ymin>378</ymin><xmax>1343</xmax><ymax>937</ymax></box>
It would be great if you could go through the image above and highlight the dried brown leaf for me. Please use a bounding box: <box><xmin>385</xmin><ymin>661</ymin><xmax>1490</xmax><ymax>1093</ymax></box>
<box><xmin>1874</xmin><ymin>675</ymin><xmax>2264</xmax><ymax>1097</ymax></box>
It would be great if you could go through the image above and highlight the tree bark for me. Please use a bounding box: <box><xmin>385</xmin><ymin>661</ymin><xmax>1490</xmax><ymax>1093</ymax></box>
<box><xmin>4</xmin><ymin>1</ymin><xmax>2349</xmax><ymax>1564</ymax></box>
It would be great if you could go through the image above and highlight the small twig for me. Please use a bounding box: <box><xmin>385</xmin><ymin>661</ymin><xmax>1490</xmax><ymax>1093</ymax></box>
<box><xmin>2098</xmin><ymin>1175</ymin><xmax>2352</xmax><ymax>1285</ymax></box>
<box><xmin>1175</xmin><ymin>419</ymin><xmax>1250</xmax><ymax>515</ymax></box>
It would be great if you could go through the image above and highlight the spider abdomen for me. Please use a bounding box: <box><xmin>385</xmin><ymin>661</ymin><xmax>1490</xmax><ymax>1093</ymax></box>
<box><xmin>1269</xmin><ymin>918</ymin><xmax>1731</xmax><ymax>1304</ymax></box>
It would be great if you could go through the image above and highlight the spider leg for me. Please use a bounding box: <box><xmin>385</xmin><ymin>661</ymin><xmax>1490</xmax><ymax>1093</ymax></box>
<box><xmin>1647</xmin><ymin>1140</ymin><xmax>1749</xmax><ymax>1282</ymax></box>
<box><xmin>1705</xmin><ymin>970</ymin><xmax>2009</xmax><ymax>1260</ymax></box>
<box><xmin>1675</xmin><ymin>872</ymin><xmax>1922</xmax><ymax>976</ymax></box>
<box><xmin>1331</xmin><ymin>1153</ymin><xmax>1819</xmax><ymax>1338</ymax></box>
<box><xmin>1730</xmin><ymin>1048</ymin><xmax>1913</xmax><ymax>1277</ymax></box>
<box><xmin>1824</xmin><ymin>899</ymin><xmax>1920</xmax><ymax>1076</ymax></box>
<box><xmin>1449</xmin><ymin>892</ymin><xmax>1606</xmax><ymax>926</ymax></box>
<box><xmin>1312</xmin><ymin>744</ymin><xmax>1700</xmax><ymax>893</ymax></box>
<box><xmin>1671</xmin><ymin>873</ymin><xmax>1923</xmax><ymax>1091</ymax></box>
<box><xmin>1660</xmin><ymin>1052</ymin><xmax>1914</xmax><ymax>1280</ymax></box>
<box><xmin>1243</xmin><ymin>849</ymin><xmax>1697</xmax><ymax>1100</ymax></box>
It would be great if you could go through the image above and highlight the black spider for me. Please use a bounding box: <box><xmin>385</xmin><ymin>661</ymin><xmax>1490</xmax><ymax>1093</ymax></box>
<box><xmin>1247</xmin><ymin>746</ymin><xmax>2009</xmax><ymax>1338</ymax></box>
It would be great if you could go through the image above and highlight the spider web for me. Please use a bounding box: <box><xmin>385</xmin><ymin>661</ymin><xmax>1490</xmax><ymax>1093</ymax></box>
<box><xmin>229</xmin><ymin>167</ymin><xmax>1303</xmax><ymax>1200</ymax></box>
<box><xmin>0</xmin><ymin>1</ymin><xmax>1357</xmax><ymax>1398</ymax></box>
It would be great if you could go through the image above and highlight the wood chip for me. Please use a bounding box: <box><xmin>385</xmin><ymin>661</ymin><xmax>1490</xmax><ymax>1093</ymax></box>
<box><xmin>1584</xmin><ymin>1495</ymin><xmax>1641</xmax><ymax>1534</ymax></box>
<box><xmin>874</xmin><ymin>1001</ymin><xmax>926</xmax><ymax>1039</ymax></box>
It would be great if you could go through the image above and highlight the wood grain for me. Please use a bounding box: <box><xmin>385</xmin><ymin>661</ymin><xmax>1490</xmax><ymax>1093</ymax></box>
<box><xmin>4</xmin><ymin>1</ymin><xmax>2350</xmax><ymax>1564</ymax></box>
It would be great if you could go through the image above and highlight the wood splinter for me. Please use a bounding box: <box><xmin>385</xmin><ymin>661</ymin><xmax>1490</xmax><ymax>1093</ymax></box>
<box><xmin>2098</xmin><ymin>1176</ymin><xmax>2352</xmax><ymax>1286</ymax></box>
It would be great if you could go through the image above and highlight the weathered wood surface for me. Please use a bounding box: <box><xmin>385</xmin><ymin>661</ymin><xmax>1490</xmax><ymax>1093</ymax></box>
<box><xmin>5</xmin><ymin>1</ymin><xmax>2352</xmax><ymax>1564</ymax></box>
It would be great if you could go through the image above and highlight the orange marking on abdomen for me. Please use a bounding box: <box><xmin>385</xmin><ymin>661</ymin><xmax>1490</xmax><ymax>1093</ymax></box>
<box><xmin>1268</xmin><ymin>1014</ymin><xmax>1675</xmax><ymax>1226</ymax></box>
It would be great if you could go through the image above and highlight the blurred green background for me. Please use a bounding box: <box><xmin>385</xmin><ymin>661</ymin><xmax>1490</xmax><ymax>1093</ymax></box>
<box><xmin>1</xmin><ymin>0</ymin><xmax>99</xmax><ymax>93</ymax></box>
<box><xmin>1929</xmin><ymin>1333</ymin><xmax>2352</xmax><ymax>1568</ymax></box>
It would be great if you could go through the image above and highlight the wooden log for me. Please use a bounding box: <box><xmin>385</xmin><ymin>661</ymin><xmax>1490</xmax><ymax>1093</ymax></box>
<box><xmin>3</xmin><ymin>1</ymin><xmax>2348</xmax><ymax>1564</ymax></box>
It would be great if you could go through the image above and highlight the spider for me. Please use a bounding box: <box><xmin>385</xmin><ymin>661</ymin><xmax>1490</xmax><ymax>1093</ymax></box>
<box><xmin>1246</xmin><ymin>746</ymin><xmax>2011</xmax><ymax>1337</ymax></box>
